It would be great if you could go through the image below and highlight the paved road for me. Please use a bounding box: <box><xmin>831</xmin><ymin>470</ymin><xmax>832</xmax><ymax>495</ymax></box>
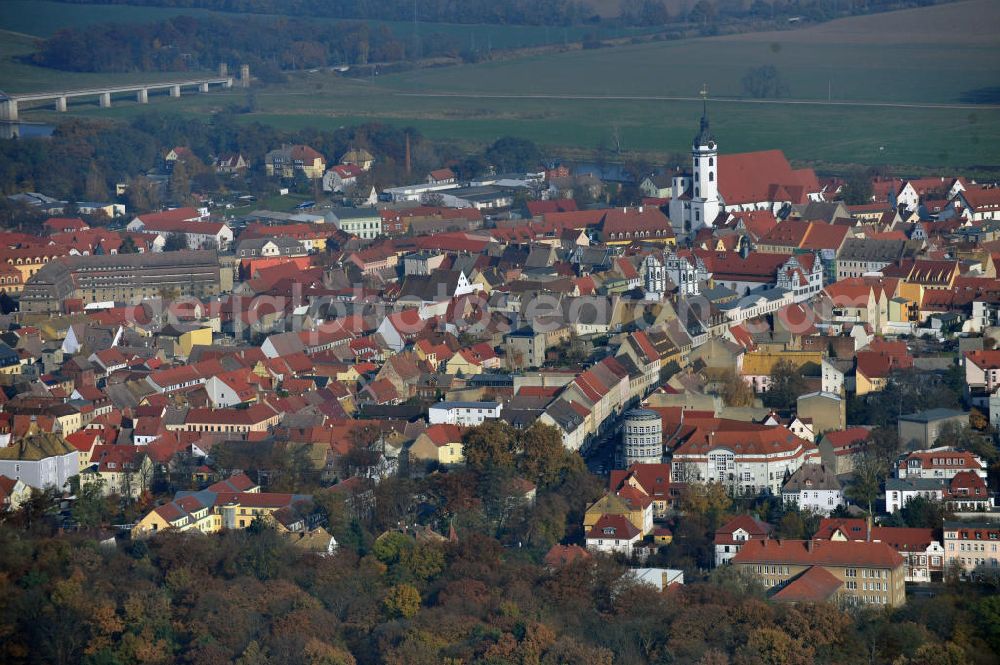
<box><xmin>395</xmin><ymin>92</ymin><xmax>1000</xmax><ymax>112</ymax></box>
<box><xmin>583</xmin><ymin>419</ymin><xmax>622</xmax><ymax>478</ymax></box>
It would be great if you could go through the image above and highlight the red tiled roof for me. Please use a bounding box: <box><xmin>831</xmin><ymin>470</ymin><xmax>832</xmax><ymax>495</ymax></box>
<box><xmin>423</xmin><ymin>423</ymin><xmax>463</xmax><ymax>447</ymax></box>
<box><xmin>586</xmin><ymin>513</ymin><xmax>642</xmax><ymax>541</ymax></box>
<box><xmin>771</xmin><ymin>565</ymin><xmax>842</xmax><ymax>602</ymax></box>
<box><xmin>544</xmin><ymin>544</ymin><xmax>591</xmax><ymax>567</ymax></box>
<box><xmin>185</xmin><ymin>404</ymin><xmax>278</xmax><ymax>426</ymax></box>
<box><xmin>813</xmin><ymin>519</ymin><xmax>938</xmax><ymax>552</ymax></box>
<box><xmin>733</xmin><ymin>538</ymin><xmax>904</xmax><ymax>568</ymax></box>
<box><xmin>428</xmin><ymin>168</ymin><xmax>455</xmax><ymax>181</ymax></box>
<box><xmin>135</xmin><ymin>207</ymin><xmax>203</xmax><ymax>225</ymax></box>
<box><xmin>715</xmin><ymin>514</ymin><xmax>773</xmax><ymax>545</ymax></box>
<box><xmin>289</xmin><ymin>145</ymin><xmax>324</xmax><ymax>163</ymax></box>
<box><xmin>527</xmin><ymin>199</ymin><xmax>578</xmax><ymax>216</ymax></box>
<box><xmin>208</xmin><ymin>472</ymin><xmax>258</xmax><ymax>493</ymax></box>
<box><xmin>965</xmin><ymin>349</ymin><xmax>1000</xmax><ymax>371</ymax></box>
<box><xmin>898</xmin><ymin>449</ymin><xmax>984</xmax><ymax>471</ymax></box>
<box><xmin>602</xmin><ymin>207</ymin><xmax>674</xmax><ymax>237</ymax></box>
<box><xmin>717</xmin><ymin>150</ymin><xmax>819</xmax><ymax>206</ymax></box>
<box><xmin>822</xmin><ymin>427</ymin><xmax>871</xmax><ymax>449</ymax></box>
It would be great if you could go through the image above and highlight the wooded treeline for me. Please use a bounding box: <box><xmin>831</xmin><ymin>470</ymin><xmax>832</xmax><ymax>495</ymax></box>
<box><xmin>1</xmin><ymin>420</ymin><xmax>998</xmax><ymax>665</ymax></box>
<box><xmin>48</xmin><ymin>0</ymin><xmax>591</xmax><ymax>26</ymax></box>
<box><xmin>0</xmin><ymin>114</ymin><xmax>436</xmax><ymax>202</ymax></box>
<box><xmin>32</xmin><ymin>15</ymin><xmax>458</xmax><ymax>74</ymax></box>
<box><xmin>48</xmin><ymin>0</ymin><xmax>951</xmax><ymax>28</ymax></box>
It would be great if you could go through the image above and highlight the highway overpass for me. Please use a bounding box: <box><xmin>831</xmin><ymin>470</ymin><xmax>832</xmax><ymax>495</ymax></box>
<box><xmin>0</xmin><ymin>65</ymin><xmax>249</xmax><ymax>122</ymax></box>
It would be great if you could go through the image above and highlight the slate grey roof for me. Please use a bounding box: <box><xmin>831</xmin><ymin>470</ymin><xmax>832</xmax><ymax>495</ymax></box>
<box><xmin>838</xmin><ymin>238</ymin><xmax>905</xmax><ymax>263</ymax></box>
<box><xmin>782</xmin><ymin>463</ymin><xmax>842</xmax><ymax>493</ymax></box>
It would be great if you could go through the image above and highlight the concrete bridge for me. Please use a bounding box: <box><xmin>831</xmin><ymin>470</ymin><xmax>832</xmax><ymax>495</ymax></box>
<box><xmin>0</xmin><ymin>64</ymin><xmax>250</xmax><ymax>122</ymax></box>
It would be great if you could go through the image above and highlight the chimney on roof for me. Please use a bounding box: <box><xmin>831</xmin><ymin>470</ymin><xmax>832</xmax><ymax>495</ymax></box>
<box><xmin>805</xmin><ymin>539</ymin><xmax>813</xmax><ymax>552</ymax></box>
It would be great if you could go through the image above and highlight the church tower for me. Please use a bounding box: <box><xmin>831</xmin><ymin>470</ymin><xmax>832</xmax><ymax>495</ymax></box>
<box><xmin>690</xmin><ymin>88</ymin><xmax>720</xmax><ymax>229</ymax></box>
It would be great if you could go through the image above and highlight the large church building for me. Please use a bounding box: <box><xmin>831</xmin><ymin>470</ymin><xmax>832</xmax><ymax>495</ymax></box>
<box><xmin>669</xmin><ymin>104</ymin><xmax>823</xmax><ymax>235</ymax></box>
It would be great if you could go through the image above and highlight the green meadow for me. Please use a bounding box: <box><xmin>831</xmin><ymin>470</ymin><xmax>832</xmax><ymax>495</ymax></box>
<box><xmin>2</xmin><ymin>0</ymin><xmax>999</xmax><ymax>171</ymax></box>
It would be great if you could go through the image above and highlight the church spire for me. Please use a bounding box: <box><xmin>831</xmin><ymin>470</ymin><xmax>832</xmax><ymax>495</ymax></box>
<box><xmin>694</xmin><ymin>84</ymin><xmax>714</xmax><ymax>148</ymax></box>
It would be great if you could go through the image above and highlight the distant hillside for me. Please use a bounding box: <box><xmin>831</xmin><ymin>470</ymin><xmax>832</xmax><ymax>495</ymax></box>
<box><xmin>42</xmin><ymin>0</ymin><xmax>592</xmax><ymax>26</ymax></box>
<box><xmin>39</xmin><ymin>0</ymin><xmax>966</xmax><ymax>26</ymax></box>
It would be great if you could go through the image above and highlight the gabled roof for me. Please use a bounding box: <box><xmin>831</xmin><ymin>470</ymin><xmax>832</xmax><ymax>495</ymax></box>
<box><xmin>718</xmin><ymin>150</ymin><xmax>819</xmax><ymax>205</ymax></box>
<box><xmin>544</xmin><ymin>543</ymin><xmax>591</xmax><ymax>567</ymax></box>
<box><xmin>821</xmin><ymin>427</ymin><xmax>871</xmax><ymax>449</ymax></box>
<box><xmin>771</xmin><ymin>565</ymin><xmax>842</xmax><ymax>603</ymax></box>
<box><xmin>586</xmin><ymin>513</ymin><xmax>642</xmax><ymax>541</ymax></box>
<box><xmin>715</xmin><ymin>514</ymin><xmax>773</xmax><ymax>545</ymax></box>
<box><xmin>733</xmin><ymin>538</ymin><xmax>904</xmax><ymax>568</ymax></box>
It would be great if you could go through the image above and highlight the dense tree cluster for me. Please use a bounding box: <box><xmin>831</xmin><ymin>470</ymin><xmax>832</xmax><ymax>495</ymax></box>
<box><xmin>51</xmin><ymin>0</ymin><xmax>591</xmax><ymax>26</ymax></box>
<box><xmin>2</xmin><ymin>421</ymin><xmax>999</xmax><ymax>664</ymax></box>
<box><xmin>33</xmin><ymin>15</ymin><xmax>457</xmax><ymax>74</ymax></box>
<box><xmin>2</xmin><ymin>516</ymin><xmax>998</xmax><ymax>664</ymax></box>
<box><xmin>49</xmin><ymin>0</ymin><xmax>952</xmax><ymax>29</ymax></box>
<box><xmin>0</xmin><ymin>115</ymin><xmax>412</xmax><ymax>208</ymax></box>
<box><xmin>0</xmin><ymin>111</ymin><xmax>538</xmax><ymax>221</ymax></box>
<box><xmin>847</xmin><ymin>366</ymin><xmax>965</xmax><ymax>429</ymax></box>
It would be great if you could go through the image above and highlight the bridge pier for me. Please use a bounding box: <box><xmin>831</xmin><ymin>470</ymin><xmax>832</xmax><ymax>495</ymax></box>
<box><xmin>0</xmin><ymin>99</ymin><xmax>18</xmax><ymax>122</ymax></box>
<box><xmin>240</xmin><ymin>64</ymin><xmax>250</xmax><ymax>88</ymax></box>
<box><xmin>99</xmin><ymin>92</ymin><xmax>111</xmax><ymax>108</ymax></box>
<box><xmin>224</xmin><ymin>78</ymin><xmax>233</xmax><ymax>88</ymax></box>
<box><xmin>170</xmin><ymin>85</ymin><xmax>181</xmax><ymax>98</ymax></box>
<box><xmin>199</xmin><ymin>82</ymin><xmax>209</xmax><ymax>93</ymax></box>
<box><xmin>55</xmin><ymin>96</ymin><xmax>67</xmax><ymax>112</ymax></box>
<box><xmin>137</xmin><ymin>88</ymin><xmax>148</xmax><ymax>104</ymax></box>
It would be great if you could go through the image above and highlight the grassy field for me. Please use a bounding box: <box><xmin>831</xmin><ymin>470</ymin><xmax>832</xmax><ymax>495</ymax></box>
<box><xmin>222</xmin><ymin>193</ymin><xmax>314</xmax><ymax>219</ymax></box>
<box><xmin>3</xmin><ymin>0</ymin><xmax>999</xmax><ymax>171</ymax></box>
<box><xmin>383</xmin><ymin>0</ymin><xmax>1000</xmax><ymax>105</ymax></box>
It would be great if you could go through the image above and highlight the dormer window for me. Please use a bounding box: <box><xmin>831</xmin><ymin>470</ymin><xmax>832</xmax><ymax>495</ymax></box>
<box><xmin>603</xmin><ymin>527</ymin><xmax>616</xmax><ymax>536</ymax></box>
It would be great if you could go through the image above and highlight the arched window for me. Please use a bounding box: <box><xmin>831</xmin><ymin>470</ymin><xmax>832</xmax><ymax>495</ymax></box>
<box><xmin>709</xmin><ymin>172</ymin><xmax>715</xmax><ymax>182</ymax></box>
<box><xmin>709</xmin><ymin>157</ymin><xmax>714</xmax><ymax>166</ymax></box>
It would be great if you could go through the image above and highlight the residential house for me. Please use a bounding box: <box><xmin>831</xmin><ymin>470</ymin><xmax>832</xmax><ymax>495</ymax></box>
<box><xmin>428</xmin><ymin>401</ymin><xmax>502</xmax><ymax>427</ymax></box>
<box><xmin>895</xmin><ymin>448</ymin><xmax>987</xmax><ymax>480</ymax></box>
<box><xmin>609</xmin><ymin>463</ymin><xmax>675</xmax><ymax>519</ymax></box>
<box><xmin>79</xmin><ymin>444</ymin><xmax>153</xmax><ymax>499</ymax></box>
<box><xmin>409</xmin><ymin>423</ymin><xmax>465</xmax><ymax>467</ymax></box>
<box><xmin>947</xmin><ymin>187</ymin><xmax>1000</xmax><ymax>222</ymax></box>
<box><xmin>943</xmin><ymin>521</ymin><xmax>1000</xmax><ymax>575</ymax></box>
<box><xmin>585</xmin><ymin>514</ymin><xmax>642</xmax><ymax>556</ymax></box>
<box><xmin>340</xmin><ymin>148</ymin><xmax>374</xmax><ymax>171</ymax></box>
<box><xmin>265</xmin><ymin>144</ymin><xmax>326</xmax><ymax>179</ymax></box>
<box><xmin>817</xmin><ymin>427</ymin><xmax>871</xmax><ymax>475</ymax></box>
<box><xmin>781</xmin><ymin>463</ymin><xmax>843</xmax><ymax>515</ymax></box>
<box><xmin>330</xmin><ymin>207</ymin><xmax>382</xmax><ymax>240</ymax></box>
<box><xmin>0</xmin><ymin>475</ymin><xmax>31</xmax><ymax>511</ymax></box>
<box><xmin>323</xmin><ymin>164</ymin><xmax>365</xmax><ymax>192</ymax></box>
<box><xmin>714</xmin><ymin>514</ymin><xmax>774</xmax><ymax>566</ymax></box>
<box><xmin>0</xmin><ymin>432</ymin><xmax>78</xmax><ymax>490</ymax></box>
